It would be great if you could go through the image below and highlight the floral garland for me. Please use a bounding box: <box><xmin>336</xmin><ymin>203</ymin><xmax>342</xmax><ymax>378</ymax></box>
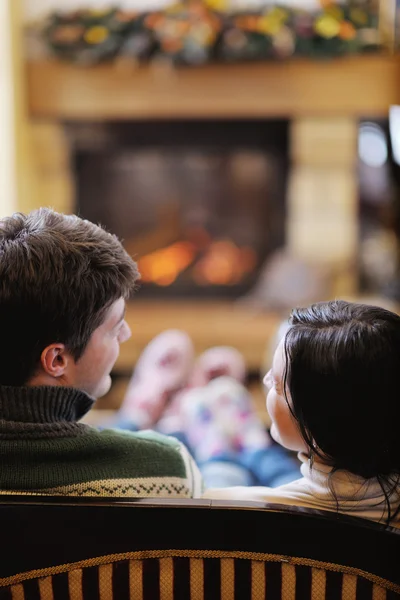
<box><xmin>41</xmin><ymin>1</ymin><xmax>381</xmax><ymax>66</ymax></box>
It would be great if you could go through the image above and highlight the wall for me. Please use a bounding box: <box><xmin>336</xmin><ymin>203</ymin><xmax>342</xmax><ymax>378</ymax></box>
<box><xmin>0</xmin><ymin>0</ymin><xmax>35</xmax><ymax>218</ymax></box>
<box><xmin>23</xmin><ymin>0</ymin><xmax>321</xmax><ymax>22</ymax></box>
<box><xmin>0</xmin><ymin>0</ymin><xmax>18</xmax><ymax>217</ymax></box>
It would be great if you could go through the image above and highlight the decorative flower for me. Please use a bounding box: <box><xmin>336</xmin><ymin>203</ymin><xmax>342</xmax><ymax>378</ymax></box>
<box><xmin>165</xmin><ymin>3</ymin><xmax>187</xmax><ymax>14</ymax></box>
<box><xmin>273</xmin><ymin>25</ymin><xmax>295</xmax><ymax>58</ymax></box>
<box><xmin>51</xmin><ymin>25</ymin><xmax>84</xmax><ymax>44</ymax></box>
<box><xmin>58</xmin><ymin>10</ymin><xmax>84</xmax><ymax>23</ymax></box>
<box><xmin>358</xmin><ymin>27</ymin><xmax>380</xmax><ymax>46</ymax></box>
<box><xmin>84</xmin><ymin>25</ymin><xmax>110</xmax><ymax>45</ymax></box>
<box><xmin>204</xmin><ymin>0</ymin><xmax>229</xmax><ymax>12</ymax></box>
<box><xmin>86</xmin><ymin>9</ymin><xmax>112</xmax><ymax>18</ymax></box>
<box><xmin>191</xmin><ymin>22</ymin><xmax>216</xmax><ymax>45</ymax></box>
<box><xmin>294</xmin><ymin>14</ymin><xmax>314</xmax><ymax>38</ymax></box>
<box><xmin>114</xmin><ymin>11</ymin><xmax>139</xmax><ymax>24</ymax></box>
<box><xmin>325</xmin><ymin>5</ymin><xmax>344</xmax><ymax>21</ymax></box>
<box><xmin>314</xmin><ymin>14</ymin><xmax>341</xmax><ymax>38</ymax></box>
<box><xmin>269</xmin><ymin>7</ymin><xmax>289</xmax><ymax>23</ymax></box>
<box><xmin>258</xmin><ymin>16</ymin><xmax>279</xmax><ymax>35</ymax></box>
<box><xmin>339</xmin><ymin>21</ymin><xmax>357</xmax><ymax>41</ymax></box>
<box><xmin>350</xmin><ymin>8</ymin><xmax>368</xmax><ymax>26</ymax></box>
<box><xmin>161</xmin><ymin>20</ymin><xmax>187</xmax><ymax>39</ymax></box>
<box><xmin>224</xmin><ymin>28</ymin><xmax>247</xmax><ymax>50</ymax></box>
<box><xmin>161</xmin><ymin>38</ymin><xmax>183</xmax><ymax>52</ymax></box>
<box><xmin>234</xmin><ymin>16</ymin><xmax>259</xmax><ymax>33</ymax></box>
<box><xmin>145</xmin><ymin>13</ymin><xmax>164</xmax><ymax>29</ymax></box>
<box><xmin>41</xmin><ymin>1</ymin><xmax>381</xmax><ymax>65</ymax></box>
<box><xmin>258</xmin><ymin>7</ymin><xmax>289</xmax><ymax>36</ymax></box>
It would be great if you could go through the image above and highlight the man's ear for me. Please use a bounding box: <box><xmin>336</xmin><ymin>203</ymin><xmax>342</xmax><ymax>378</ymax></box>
<box><xmin>40</xmin><ymin>344</ymin><xmax>70</xmax><ymax>378</ymax></box>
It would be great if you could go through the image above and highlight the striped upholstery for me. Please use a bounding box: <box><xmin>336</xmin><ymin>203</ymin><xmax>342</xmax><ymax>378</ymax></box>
<box><xmin>0</xmin><ymin>554</ymin><xmax>398</xmax><ymax>600</ymax></box>
<box><xmin>0</xmin><ymin>497</ymin><xmax>399</xmax><ymax>600</ymax></box>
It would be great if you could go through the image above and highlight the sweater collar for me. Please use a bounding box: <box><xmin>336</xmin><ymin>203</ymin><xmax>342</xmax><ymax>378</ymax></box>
<box><xmin>0</xmin><ymin>385</ymin><xmax>95</xmax><ymax>424</ymax></box>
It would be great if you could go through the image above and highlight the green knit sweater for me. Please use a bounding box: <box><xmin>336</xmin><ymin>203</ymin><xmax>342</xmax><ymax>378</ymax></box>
<box><xmin>0</xmin><ymin>385</ymin><xmax>203</xmax><ymax>498</ymax></box>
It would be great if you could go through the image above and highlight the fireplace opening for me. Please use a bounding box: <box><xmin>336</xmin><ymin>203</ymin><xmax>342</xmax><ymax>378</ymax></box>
<box><xmin>71</xmin><ymin>119</ymin><xmax>289</xmax><ymax>299</ymax></box>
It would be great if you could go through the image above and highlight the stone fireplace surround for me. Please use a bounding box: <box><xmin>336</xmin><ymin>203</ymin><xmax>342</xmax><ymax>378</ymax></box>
<box><xmin>25</xmin><ymin>55</ymin><xmax>400</xmax><ymax>374</ymax></box>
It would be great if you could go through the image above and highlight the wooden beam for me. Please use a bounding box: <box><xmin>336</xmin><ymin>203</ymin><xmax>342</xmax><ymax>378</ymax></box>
<box><xmin>27</xmin><ymin>55</ymin><xmax>400</xmax><ymax>120</ymax></box>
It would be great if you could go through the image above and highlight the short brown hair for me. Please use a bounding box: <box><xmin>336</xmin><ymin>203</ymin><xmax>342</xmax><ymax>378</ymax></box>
<box><xmin>0</xmin><ymin>208</ymin><xmax>140</xmax><ymax>385</ymax></box>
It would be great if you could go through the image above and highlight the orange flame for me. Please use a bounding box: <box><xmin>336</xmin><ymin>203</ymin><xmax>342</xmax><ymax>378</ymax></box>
<box><xmin>138</xmin><ymin>235</ymin><xmax>257</xmax><ymax>287</ymax></box>
<box><xmin>138</xmin><ymin>241</ymin><xmax>196</xmax><ymax>286</ymax></box>
<box><xmin>193</xmin><ymin>240</ymin><xmax>257</xmax><ymax>285</ymax></box>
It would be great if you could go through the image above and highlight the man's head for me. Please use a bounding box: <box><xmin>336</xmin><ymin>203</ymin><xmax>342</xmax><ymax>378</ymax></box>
<box><xmin>0</xmin><ymin>208</ymin><xmax>140</xmax><ymax>397</ymax></box>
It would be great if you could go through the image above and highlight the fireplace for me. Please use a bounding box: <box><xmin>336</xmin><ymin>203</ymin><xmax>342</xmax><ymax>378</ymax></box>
<box><xmin>22</xmin><ymin>58</ymin><xmax>400</xmax><ymax>374</ymax></box>
<box><xmin>70</xmin><ymin>119</ymin><xmax>288</xmax><ymax>299</ymax></box>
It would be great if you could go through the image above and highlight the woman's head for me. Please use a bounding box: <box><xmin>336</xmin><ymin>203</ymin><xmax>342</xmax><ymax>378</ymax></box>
<box><xmin>265</xmin><ymin>300</ymin><xmax>400</xmax><ymax>479</ymax></box>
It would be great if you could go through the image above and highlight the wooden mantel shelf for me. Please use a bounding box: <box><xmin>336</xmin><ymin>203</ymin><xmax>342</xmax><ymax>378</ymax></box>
<box><xmin>27</xmin><ymin>55</ymin><xmax>400</xmax><ymax>120</ymax></box>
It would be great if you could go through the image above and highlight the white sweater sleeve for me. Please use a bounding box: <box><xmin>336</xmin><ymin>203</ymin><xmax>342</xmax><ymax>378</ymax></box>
<box><xmin>178</xmin><ymin>441</ymin><xmax>204</xmax><ymax>498</ymax></box>
<box><xmin>202</xmin><ymin>478</ymin><xmax>322</xmax><ymax>509</ymax></box>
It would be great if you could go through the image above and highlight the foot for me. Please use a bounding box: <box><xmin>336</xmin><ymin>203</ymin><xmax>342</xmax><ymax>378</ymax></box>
<box><xmin>181</xmin><ymin>376</ymin><xmax>271</xmax><ymax>463</ymax></box>
<box><xmin>119</xmin><ymin>329</ymin><xmax>194</xmax><ymax>429</ymax></box>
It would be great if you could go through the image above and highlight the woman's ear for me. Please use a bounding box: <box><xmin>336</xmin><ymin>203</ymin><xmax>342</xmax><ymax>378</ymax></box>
<box><xmin>40</xmin><ymin>344</ymin><xmax>69</xmax><ymax>378</ymax></box>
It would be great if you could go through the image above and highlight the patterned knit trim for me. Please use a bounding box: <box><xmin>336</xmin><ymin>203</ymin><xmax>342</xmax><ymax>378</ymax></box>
<box><xmin>0</xmin><ymin>549</ymin><xmax>399</xmax><ymax>593</ymax></box>
<box><xmin>0</xmin><ymin>477</ymin><xmax>192</xmax><ymax>498</ymax></box>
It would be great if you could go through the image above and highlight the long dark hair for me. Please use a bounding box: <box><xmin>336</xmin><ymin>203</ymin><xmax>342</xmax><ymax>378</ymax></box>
<box><xmin>283</xmin><ymin>299</ymin><xmax>400</xmax><ymax>524</ymax></box>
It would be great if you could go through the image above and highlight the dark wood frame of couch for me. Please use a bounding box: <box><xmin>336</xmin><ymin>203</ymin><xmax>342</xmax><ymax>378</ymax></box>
<box><xmin>0</xmin><ymin>496</ymin><xmax>398</xmax><ymax>586</ymax></box>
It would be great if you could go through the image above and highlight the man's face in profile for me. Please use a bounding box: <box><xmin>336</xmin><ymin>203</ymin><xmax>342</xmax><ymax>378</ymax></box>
<box><xmin>73</xmin><ymin>298</ymin><xmax>131</xmax><ymax>398</ymax></box>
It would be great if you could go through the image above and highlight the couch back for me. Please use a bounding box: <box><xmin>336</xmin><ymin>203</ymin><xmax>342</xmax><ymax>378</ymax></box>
<box><xmin>0</xmin><ymin>496</ymin><xmax>399</xmax><ymax>599</ymax></box>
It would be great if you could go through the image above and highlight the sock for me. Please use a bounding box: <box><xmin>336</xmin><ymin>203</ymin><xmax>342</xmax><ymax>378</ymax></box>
<box><xmin>182</xmin><ymin>376</ymin><xmax>271</xmax><ymax>463</ymax></box>
<box><xmin>119</xmin><ymin>329</ymin><xmax>194</xmax><ymax>429</ymax></box>
<box><xmin>189</xmin><ymin>346</ymin><xmax>246</xmax><ymax>388</ymax></box>
<box><xmin>157</xmin><ymin>345</ymin><xmax>247</xmax><ymax>435</ymax></box>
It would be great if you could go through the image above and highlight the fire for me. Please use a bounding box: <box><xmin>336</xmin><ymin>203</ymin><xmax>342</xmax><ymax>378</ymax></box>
<box><xmin>193</xmin><ymin>240</ymin><xmax>257</xmax><ymax>285</ymax></box>
<box><xmin>138</xmin><ymin>241</ymin><xmax>196</xmax><ymax>286</ymax></box>
<box><xmin>138</xmin><ymin>235</ymin><xmax>257</xmax><ymax>287</ymax></box>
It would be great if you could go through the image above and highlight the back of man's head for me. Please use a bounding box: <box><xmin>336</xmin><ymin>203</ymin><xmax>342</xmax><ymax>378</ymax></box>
<box><xmin>0</xmin><ymin>208</ymin><xmax>139</xmax><ymax>386</ymax></box>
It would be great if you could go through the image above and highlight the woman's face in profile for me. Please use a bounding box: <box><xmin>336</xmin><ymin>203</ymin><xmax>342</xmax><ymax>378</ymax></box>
<box><xmin>264</xmin><ymin>338</ymin><xmax>307</xmax><ymax>454</ymax></box>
